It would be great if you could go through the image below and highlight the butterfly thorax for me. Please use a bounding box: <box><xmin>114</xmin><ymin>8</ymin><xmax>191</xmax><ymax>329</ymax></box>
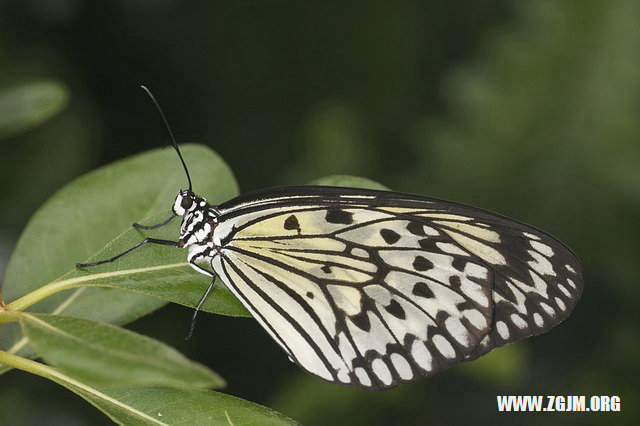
<box><xmin>172</xmin><ymin>190</ymin><xmax>219</xmax><ymax>249</ymax></box>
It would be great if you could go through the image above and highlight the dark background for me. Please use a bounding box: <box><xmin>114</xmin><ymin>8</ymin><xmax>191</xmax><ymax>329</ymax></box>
<box><xmin>1</xmin><ymin>1</ymin><xmax>638</xmax><ymax>425</ymax></box>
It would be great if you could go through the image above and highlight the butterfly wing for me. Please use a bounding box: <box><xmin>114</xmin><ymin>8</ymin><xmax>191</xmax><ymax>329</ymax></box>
<box><xmin>211</xmin><ymin>186</ymin><xmax>583</xmax><ymax>389</ymax></box>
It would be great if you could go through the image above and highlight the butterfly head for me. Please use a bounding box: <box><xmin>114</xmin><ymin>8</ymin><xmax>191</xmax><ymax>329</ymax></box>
<box><xmin>172</xmin><ymin>189</ymin><xmax>199</xmax><ymax>216</ymax></box>
<box><xmin>173</xmin><ymin>189</ymin><xmax>205</xmax><ymax>216</ymax></box>
<box><xmin>174</xmin><ymin>189</ymin><xmax>216</xmax><ymax>248</ymax></box>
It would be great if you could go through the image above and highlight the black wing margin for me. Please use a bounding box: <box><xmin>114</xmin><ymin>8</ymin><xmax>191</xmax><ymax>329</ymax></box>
<box><xmin>409</xmin><ymin>202</ymin><xmax>584</xmax><ymax>359</ymax></box>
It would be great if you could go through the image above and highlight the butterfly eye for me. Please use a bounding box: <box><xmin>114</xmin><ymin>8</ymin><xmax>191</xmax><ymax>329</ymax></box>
<box><xmin>180</xmin><ymin>196</ymin><xmax>193</xmax><ymax>210</ymax></box>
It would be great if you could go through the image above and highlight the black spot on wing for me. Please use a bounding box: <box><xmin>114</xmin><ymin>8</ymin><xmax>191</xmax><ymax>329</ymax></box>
<box><xmin>384</xmin><ymin>299</ymin><xmax>406</xmax><ymax>319</ymax></box>
<box><xmin>412</xmin><ymin>255</ymin><xmax>433</xmax><ymax>271</ymax></box>
<box><xmin>321</xmin><ymin>265</ymin><xmax>332</xmax><ymax>274</ymax></box>
<box><xmin>284</xmin><ymin>214</ymin><xmax>301</xmax><ymax>233</ymax></box>
<box><xmin>412</xmin><ymin>282</ymin><xmax>435</xmax><ymax>298</ymax></box>
<box><xmin>350</xmin><ymin>310</ymin><xmax>371</xmax><ymax>332</ymax></box>
<box><xmin>325</xmin><ymin>208</ymin><xmax>354</xmax><ymax>224</ymax></box>
<box><xmin>451</xmin><ymin>257</ymin><xmax>467</xmax><ymax>272</ymax></box>
<box><xmin>380</xmin><ymin>228</ymin><xmax>401</xmax><ymax>244</ymax></box>
<box><xmin>406</xmin><ymin>221</ymin><xmax>426</xmax><ymax>236</ymax></box>
<box><xmin>448</xmin><ymin>275</ymin><xmax>462</xmax><ymax>289</ymax></box>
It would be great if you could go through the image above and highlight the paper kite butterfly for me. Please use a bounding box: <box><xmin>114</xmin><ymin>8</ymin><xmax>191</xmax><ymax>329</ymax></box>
<box><xmin>77</xmin><ymin>87</ymin><xmax>583</xmax><ymax>390</ymax></box>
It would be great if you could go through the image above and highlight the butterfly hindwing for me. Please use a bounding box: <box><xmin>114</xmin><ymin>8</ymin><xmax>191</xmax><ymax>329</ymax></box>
<box><xmin>210</xmin><ymin>186</ymin><xmax>583</xmax><ymax>389</ymax></box>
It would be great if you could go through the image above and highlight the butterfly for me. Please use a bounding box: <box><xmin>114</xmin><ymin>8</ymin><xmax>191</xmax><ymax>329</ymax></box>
<box><xmin>77</xmin><ymin>87</ymin><xmax>583</xmax><ymax>390</ymax></box>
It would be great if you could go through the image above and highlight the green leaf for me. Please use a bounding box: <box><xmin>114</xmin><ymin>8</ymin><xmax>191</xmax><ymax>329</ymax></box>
<box><xmin>19</xmin><ymin>313</ymin><xmax>224</xmax><ymax>389</ymax></box>
<box><xmin>1</xmin><ymin>144</ymin><xmax>247</xmax><ymax>359</ymax></box>
<box><xmin>0</xmin><ymin>352</ymin><xmax>298</xmax><ymax>426</ymax></box>
<box><xmin>309</xmin><ymin>175</ymin><xmax>389</xmax><ymax>190</ymax></box>
<box><xmin>0</xmin><ymin>80</ymin><xmax>69</xmax><ymax>139</ymax></box>
<box><xmin>88</xmin><ymin>386</ymin><xmax>299</xmax><ymax>426</ymax></box>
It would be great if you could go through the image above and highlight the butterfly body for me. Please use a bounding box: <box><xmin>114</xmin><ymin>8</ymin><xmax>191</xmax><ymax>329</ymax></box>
<box><xmin>170</xmin><ymin>185</ymin><xmax>583</xmax><ymax>389</ymax></box>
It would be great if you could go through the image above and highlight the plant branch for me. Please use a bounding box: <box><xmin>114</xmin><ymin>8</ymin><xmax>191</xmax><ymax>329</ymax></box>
<box><xmin>0</xmin><ymin>309</ymin><xmax>22</xmax><ymax>326</ymax></box>
<box><xmin>6</xmin><ymin>262</ymin><xmax>187</xmax><ymax>312</ymax></box>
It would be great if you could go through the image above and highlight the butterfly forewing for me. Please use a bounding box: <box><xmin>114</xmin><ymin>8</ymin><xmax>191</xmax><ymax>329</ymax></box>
<box><xmin>211</xmin><ymin>186</ymin><xmax>583</xmax><ymax>389</ymax></box>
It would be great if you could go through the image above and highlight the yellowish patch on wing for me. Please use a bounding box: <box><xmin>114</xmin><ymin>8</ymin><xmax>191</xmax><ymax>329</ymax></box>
<box><xmin>234</xmin><ymin>241</ymin><xmax>375</xmax><ymax>283</ymax></box>
<box><xmin>235</xmin><ymin>208</ymin><xmax>395</xmax><ymax>239</ymax></box>
<box><xmin>238</xmin><ymin>211</ymin><xmax>332</xmax><ymax>237</ymax></box>
<box><xmin>319</xmin><ymin>265</ymin><xmax>375</xmax><ymax>283</ymax></box>
<box><xmin>442</xmin><ymin>230</ymin><xmax>506</xmax><ymax>265</ymax></box>
<box><xmin>433</xmin><ymin>220</ymin><xmax>501</xmax><ymax>242</ymax></box>
<box><xmin>270</xmin><ymin>249</ymin><xmax>378</xmax><ymax>273</ymax></box>
<box><xmin>235</xmin><ymin>237</ymin><xmax>346</xmax><ymax>252</ymax></box>
<box><xmin>328</xmin><ymin>285</ymin><xmax>362</xmax><ymax>316</ymax></box>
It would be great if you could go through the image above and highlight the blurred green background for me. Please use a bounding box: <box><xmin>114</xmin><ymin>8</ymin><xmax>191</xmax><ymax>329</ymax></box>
<box><xmin>1</xmin><ymin>0</ymin><xmax>638</xmax><ymax>425</ymax></box>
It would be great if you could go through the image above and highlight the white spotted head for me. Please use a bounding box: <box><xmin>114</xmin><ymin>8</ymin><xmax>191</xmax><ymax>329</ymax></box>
<box><xmin>173</xmin><ymin>190</ymin><xmax>197</xmax><ymax>216</ymax></box>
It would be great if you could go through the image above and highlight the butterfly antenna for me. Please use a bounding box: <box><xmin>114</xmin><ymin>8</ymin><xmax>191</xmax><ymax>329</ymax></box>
<box><xmin>140</xmin><ymin>85</ymin><xmax>193</xmax><ymax>192</ymax></box>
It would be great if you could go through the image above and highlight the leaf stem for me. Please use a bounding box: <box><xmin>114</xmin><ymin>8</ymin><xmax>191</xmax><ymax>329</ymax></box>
<box><xmin>0</xmin><ymin>348</ymin><xmax>56</xmax><ymax>379</ymax></box>
<box><xmin>7</xmin><ymin>280</ymin><xmax>78</xmax><ymax>312</ymax></box>
<box><xmin>7</xmin><ymin>262</ymin><xmax>187</xmax><ymax>312</ymax></box>
<box><xmin>0</xmin><ymin>309</ymin><xmax>22</xmax><ymax>326</ymax></box>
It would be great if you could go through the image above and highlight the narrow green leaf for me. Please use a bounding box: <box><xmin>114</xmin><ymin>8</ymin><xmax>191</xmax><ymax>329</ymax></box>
<box><xmin>20</xmin><ymin>313</ymin><xmax>224</xmax><ymax>389</ymax></box>
<box><xmin>0</xmin><ymin>80</ymin><xmax>69</xmax><ymax>139</ymax></box>
<box><xmin>88</xmin><ymin>386</ymin><xmax>300</xmax><ymax>426</ymax></box>
<box><xmin>1</xmin><ymin>145</ymin><xmax>247</xmax><ymax>359</ymax></box>
<box><xmin>309</xmin><ymin>175</ymin><xmax>389</xmax><ymax>190</ymax></box>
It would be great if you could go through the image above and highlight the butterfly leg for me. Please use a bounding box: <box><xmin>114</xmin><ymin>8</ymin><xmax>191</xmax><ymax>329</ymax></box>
<box><xmin>185</xmin><ymin>261</ymin><xmax>217</xmax><ymax>340</ymax></box>
<box><xmin>75</xmin><ymin>238</ymin><xmax>178</xmax><ymax>268</ymax></box>
<box><xmin>132</xmin><ymin>213</ymin><xmax>178</xmax><ymax>230</ymax></box>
